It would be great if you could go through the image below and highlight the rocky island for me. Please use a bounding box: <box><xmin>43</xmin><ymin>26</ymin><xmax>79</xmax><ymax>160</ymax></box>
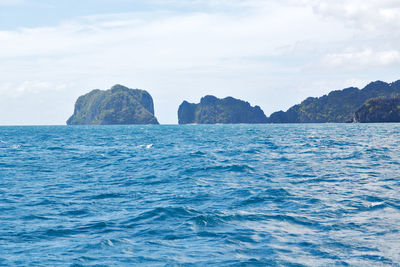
<box><xmin>269</xmin><ymin>80</ymin><xmax>400</xmax><ymax>123</ymax></box>
<box><xmin>353</xmin><ymin>98</ymin><xmax>400</xmax><ymax>123</ymax></box>
<box><xmin>178</xmin><ymin>95</ymin><xmax>268</xmax><ymax>124</ymax></box>
<box><xmin>67</xmin><ymin>84</ymin><xmax>159</xmax><ymax>125</ymax></box>
<box><xmin>67</xmin><ymin>80</ymin><xmax>400</xmax><ymax>125</ymax></box>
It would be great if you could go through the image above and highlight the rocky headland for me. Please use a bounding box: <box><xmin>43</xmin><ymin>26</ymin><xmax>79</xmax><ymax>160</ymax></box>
<box><xmin>354</xmin><ymin>98</ymin><xmax>400</xmax><ymax>123</ymax></box>
<box><xmin>269</xmin><ymin>80</ymin><xmax>400</xmax><ymax>123</ymax></box>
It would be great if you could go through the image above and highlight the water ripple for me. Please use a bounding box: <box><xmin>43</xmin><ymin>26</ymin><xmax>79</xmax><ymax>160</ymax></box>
<box><xmin>1</xmin><ymin>124</ymin><xmax>400</xmax><ymax>266</ymax></box>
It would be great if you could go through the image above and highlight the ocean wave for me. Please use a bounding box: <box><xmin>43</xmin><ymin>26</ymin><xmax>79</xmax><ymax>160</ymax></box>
<box><xmin>1</xmin><ymin>124</ymin><xmax>400</xmax><ymax>266</ymax></box>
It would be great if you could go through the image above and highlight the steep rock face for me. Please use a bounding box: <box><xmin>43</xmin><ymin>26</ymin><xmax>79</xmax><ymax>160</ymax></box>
<box><xmin>269</xmin><ymin>80</ymin><xmax>400</xmax><ymax>123</ymax></box>
<box><xmin>354</xmin><ymin>98</ymin><xmax>400</xmax><ymax>123</ymax></box>
<box><xmin>178</xmin><ymin>95</ymin><xmax>268</xmax><ymax>124</ymax></box>
<box><xmin>67</xmin><ymin>84</ymin><xmax>159</xmax><ymax>125</ymax></box>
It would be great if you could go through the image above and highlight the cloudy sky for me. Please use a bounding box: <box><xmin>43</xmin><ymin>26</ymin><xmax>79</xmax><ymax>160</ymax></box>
<box><xmin>1</xmin><ymin>0</ymin><xmax>399</xmax><ymax>125</ymax></box>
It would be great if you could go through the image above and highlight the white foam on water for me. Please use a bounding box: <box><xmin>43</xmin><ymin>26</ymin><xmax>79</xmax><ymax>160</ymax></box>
<box><xmin>137</xmin><ymin>144</ymin><xmax>153</xmax><ymax>149</ymax></box>
<box><xmin>369</xmin><ymin>202</ymin><xmax>384</xmax><ymax>208</ymax></box>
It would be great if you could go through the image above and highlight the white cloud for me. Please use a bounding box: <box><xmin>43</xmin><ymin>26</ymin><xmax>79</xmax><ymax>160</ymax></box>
<box><xmin>320</xmin><ymin>49</ymin><xmax>400</xmax><ymax>70</ymax></box>
<box><xmin>308</xmin><ymin>0</ymin><xmax>400</xmax><ymax>31</ymax></box>
<box><xmin>0</xmin><ymin>81</ymin><xmax>68</xmax><ymax>98</ymax></box>
<box><xmin>0</xmin><ymin>0</ymin><xmax>399</xmax><ymax>124</ymax></box>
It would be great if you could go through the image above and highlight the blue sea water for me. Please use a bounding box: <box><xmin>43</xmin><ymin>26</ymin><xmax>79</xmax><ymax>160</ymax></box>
<box><xmin>1</xmin><ymin>124</ymin><xmax>400</xmax><ymax>266</ymax></box>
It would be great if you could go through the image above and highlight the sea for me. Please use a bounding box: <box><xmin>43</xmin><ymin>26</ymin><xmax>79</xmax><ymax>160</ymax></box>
<box><xmin>1</xmin><ymin>124</ymin><xmax>400</xmax><ymax>266</ymax></box>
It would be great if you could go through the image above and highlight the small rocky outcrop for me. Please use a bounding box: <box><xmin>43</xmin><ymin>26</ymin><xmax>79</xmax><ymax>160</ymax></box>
<box><xmin>67</xmin><ymin>84</ymin><xmax>159</xmax><ymax>125</ymax></box>
<box><xmin>178</xmin><ymin>95</ymin><xmax>268</xmax><ymax>124</ymax></box>
<box><xmin>354</xmin><ymin>98</ymin><xmax>400</xmax><ymax>123</ymax></box>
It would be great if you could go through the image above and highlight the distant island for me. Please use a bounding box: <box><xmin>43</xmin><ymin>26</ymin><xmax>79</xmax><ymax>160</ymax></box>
<box><xmin>177</xmin><ymin>80</ymin><xmax>400</xmax><ymax>124</ymax></box>
<box><xmin>269</xmin><ymin>80</ymin><xmax>400</xmax><ymax>123</ymax></box>
<box><xmin>67</xmin><ymin>84</ymin><xmax>159</xmax><ymax>125</ymax></box>
<box><xmin>67</xmin><ymin>80</ymin><xmax>400</xmax><ymax>125</ymax></box>
<box><xmin>178</xmin><ymin>95</ymin><xmax>268</xmax><ymax>124</ymax></box>
<box><xmin>354</xmin><ymin>98</ymin><xmax>400</xmax><ymax>123</ymax></box>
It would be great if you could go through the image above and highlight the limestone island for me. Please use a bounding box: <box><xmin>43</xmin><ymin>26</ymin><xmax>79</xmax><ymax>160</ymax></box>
<box><xmin>354</xmin><ymin>98</ymin><xmax>400</xmax><ymax>123</ymax></box>
<box><xmin>67</xmin><ymin>84</ymin><xmax>159</xmax><ymax>125</ymax></box>
<box><xmin>269</xmin><ymin>80</ymin><xmax>400</xmax><ymax>123</ymax></box>
<box><xmin>178</xmin><ymin>95</ymin><xmax>268</xmax><ymax>124</ymax></box>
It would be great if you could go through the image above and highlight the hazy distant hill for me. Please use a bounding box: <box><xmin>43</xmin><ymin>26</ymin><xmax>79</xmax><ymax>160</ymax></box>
<box><xmin>178</xmin><ymin>95</ymin><xmax>268</xmax><ymax>124</ymax></box>
<box><xmin>67</xmin><ymin>84</ymin><xmax>159</xmax><ymax>125</ymax></box>
<box><xmin>269</xmin><ymin>80</ymin><xmax>400</xmax><ymax>123</ymax></box>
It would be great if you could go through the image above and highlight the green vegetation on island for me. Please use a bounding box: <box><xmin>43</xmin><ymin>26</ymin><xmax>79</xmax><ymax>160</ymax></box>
<box><xmin>66</xmin><ymin>79</ymin><xmax>400</xmax><ymax>125</ymax></box>
<box><xmin>354</xmin><ymin>98</ymin><xmax>400</xmax><ymax>123</ymax></box>
<box><xmin>67</xmin><ymin>84</ymin><xmax>159</xmax><ymax>125</ymax></box>
<box><xmin>269</xmin><ymin>80</ymin><xmax>400</xmax><ymax>123</ymax></box>
<box><xmin>178</xmin><ymin>95</ymin><xmax>268</xmax><ymax>124</ymax></box>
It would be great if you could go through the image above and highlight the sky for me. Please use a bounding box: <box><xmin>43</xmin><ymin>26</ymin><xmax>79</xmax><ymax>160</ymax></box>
<box><xmin>0</xmin><ymin>0</ymin><xmax>400</xmax><ymax>125</ymax></box>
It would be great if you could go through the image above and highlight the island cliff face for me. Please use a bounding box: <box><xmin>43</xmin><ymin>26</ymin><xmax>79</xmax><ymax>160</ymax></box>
<box><xmin>67</xmin><ymin>84</ymin><xmax>159</xmax><ymax>125</ymax></box>
<box><xmin>269</xmin><ymin>80</ymin><xmax>400</xmax><ymax>123</ymax></box>
<box><xmin>178</xmin><ymin>95</ymin><xmax>268</xmax><ymax>124</ymax></box>
<box><xmin>354</xmin><ymin>98</ymin><xmax>400</xmax><ymax>123</ymax></box>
